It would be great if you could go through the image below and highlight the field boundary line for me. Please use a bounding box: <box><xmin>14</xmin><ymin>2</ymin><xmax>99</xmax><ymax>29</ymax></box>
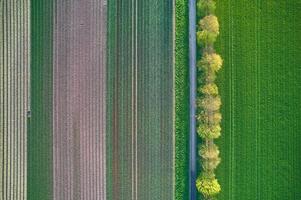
<box><xmin>131</xmin><ymin>0</ymin><xmax>138</xmax><ymax>198</ymax></box>
<box><xmin>255</xmin><ymin>0</ymin><xmax>261</xmax><ymax>198</ymax></box>
<box><xmin>231</xmin><ymin>3</ymin><xmax>235</xmax><ymax>199</ymax></box>
<box><xmin>227</xmin><ymin>0</ymin><xmax>234</xmax><ymax>199</ymax></box>
<box><xmin>172</xmin><ymin>0</ymin><xmax>176</xmax><ymax>198</ymax></box>
<box><xmin>135</xmin><ymin>0</ymin><xmax>138</xmax><ymax>200</ymax></box>
<box><xmin>257</xmin><ymin>0</ymin><xmax>261</xmax><ymax>199</ymax></box>
<box><xmin>135</xmin><ymin>0</ymin><xmax>138</xmax><ymax>198</ymax></box>
<box><xmin>230</xmin><ymin>0</ymin><xmax>235</xmax><ymax>199</ymax></box>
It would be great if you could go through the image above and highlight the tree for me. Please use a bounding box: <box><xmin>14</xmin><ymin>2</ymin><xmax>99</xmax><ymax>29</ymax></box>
<box><xmin>202</xmin><ymin>157</ymin><xmax>221</xmax><ymax>171</ymax></box>
<box><xmin>196</xmin><ymin>176</ymin><xmax>221</xmax><ymax>198</ymax></box>
<box><xmin>199</xmin><ymin>15</ymin><xmax>219</xmax><ymax>34</ymax></box>
<box><xmin>199</xmin><ymin>83</ymin><xmax>219</xmax><ymax>95</ymax></box>
<box><xmin>197</xmin><ymin>30</ymin><xmax>217</xmax><ymax>46</ymax></box>
<box><xmin>197</xmin><ymin>0</ymin><xmax>216</xmax><ymax>17</ymax></box>
<box><xmin>197</xmin><ymin>96</ymin><xmax>221</xmax><ymax>112</ymax></box>
<box><xmin>199</xmin><ymin>143</ymin><xmax>220</xmax><ymax>159</ymax></box>
<box><xmin>196</xmin><ymin>111</ymin><xmax>222</xmax><ymax>125</ymax></box>
<box><xmin>197</xmin><ymin>124</ymin><xmax>221</xmax><ymax>139</ymax></box>
<box><xmin>196</xmin><ymin>1</ymin><xmax>223</xmax><ymax>199</ymax></box>
<box><xmin>205</xmin><ymin>70</ymin><xmax>217</xmax><ymax>83</ymax></box>
<box><xmin>199</xmin><ymin>144</ymin><xmax>221</xmax><ymax>171</ymax></box>
<box><xmin>199</xmin><ymin>53</ymin><xmax>223</xmax><ymax>72</ymax></box>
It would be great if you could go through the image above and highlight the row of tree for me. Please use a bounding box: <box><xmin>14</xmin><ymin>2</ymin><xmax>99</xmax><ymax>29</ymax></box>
<box><xmin>195</xmin><ymin>0</ymin><xmax>223</xmax><ymax>199</ymax></box>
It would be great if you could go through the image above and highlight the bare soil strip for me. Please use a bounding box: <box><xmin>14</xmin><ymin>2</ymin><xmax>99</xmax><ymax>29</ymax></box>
<box><xmin>0</xmin><ymin>1</ymin><xmax>29</xmax><ymax>199</ymax></box>
<box><xmin>53</xmin><ymin>1</ymin><xmax>107</xmax><ymax>199</ymax></box>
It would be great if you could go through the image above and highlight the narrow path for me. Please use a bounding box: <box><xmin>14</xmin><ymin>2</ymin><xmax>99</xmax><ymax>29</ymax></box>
<box><xmin>188</xmin><ymin>0</ymin><xmax>196</xmax><ymax>199</ymax></box>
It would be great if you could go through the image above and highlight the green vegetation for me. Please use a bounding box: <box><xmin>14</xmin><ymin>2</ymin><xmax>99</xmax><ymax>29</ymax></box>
<box><xmin>28</xmin><ymin>1</ymin><xmax>53</xmax><ymax>199</ymax></box>
<box><xmin>215</xmin><ymin>0</ymin><xmax>301</xmax><ymax>199</ymax></box>
<box><xmin>175</xmin><ymin>0</ymin><xmax>190</xmax><ymax>199</ymax></box>
<box><xmin>196</xmin><ymin>0</ymin><xmax>223</xmax><ymax>199</ymax></box>
<box><xmin>197</xmin><ymin>0</ymin><xmax>216</xmax><ymax>17</ymax></box>
<box><xmin>196</xmin><ymin>176</ymin><xmax>221</xmax><ymax>198</ymax></box>
<box><xmin>107</xmin><ymin>0</ymin><xmax>174</xmax><ymax>199</ymax></box>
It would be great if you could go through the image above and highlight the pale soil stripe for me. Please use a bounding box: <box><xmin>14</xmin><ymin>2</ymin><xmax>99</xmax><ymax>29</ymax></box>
<box><xmin>131</xmin><ymin>0</ymin><xmax>137</xmax><ymax>198</ymax></box>
<box><xmin>0</xmin><ymin>0</ymin><xmax>3</xmax><ymax>197</ymax></box>
<box><xmin>172</xmin><ymin>0</ymin><xmax>176</xmax><ymax>196</ymax></box>
<box><xmin>0</xmin><ymin>1</ymin><xmax>29</xmax><ymax>199</ymax></box>
<box><xmin>53</xmin><ymin>0</ymin><xmax>106</xmax><ymax>199</ymax></box>
<box><xmin>0</xmin><ymin>1</ymin><xmax>3</xmax><ymax>197</ymax></box>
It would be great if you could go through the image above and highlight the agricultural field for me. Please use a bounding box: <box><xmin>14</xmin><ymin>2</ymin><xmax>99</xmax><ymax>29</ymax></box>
<box><xmin>106</xmin><ymin>0</ymin><xmax>175</xmax><ymax>199</ymax></box>
<box><xmin>28</xmin><ymin>1</ymin><xmax>53</xmax><ymax>199</ymax></box>
<box><xmin>29</xmin><ymin>0</ymin><xmax>108</xmax><ymax>199</ymax></box>
<box><xmin>52</xmin><ymin>1</ymin><xmax>107</xmax><ymax>199</ymax></box>
<box><xmin>0</xmin><ymin>0</ymin><xmax>301</xmax><ymax>200</ymax></box>
<box><xmin>0</xmin><ymin>1</ymin><xmax>30</xmax><ymax>199</ymax></box>
<box><xmin>215</xmin><ymin>0</ymin><xmax>301</xmax><ymax>199</ymax></box>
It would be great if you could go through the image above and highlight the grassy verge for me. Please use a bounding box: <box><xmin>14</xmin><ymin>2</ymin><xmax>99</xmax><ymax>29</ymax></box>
<box><xmin>175</xmin><ymin>0</ymin><xmax>189</xmax><ymax>199</ymax></box>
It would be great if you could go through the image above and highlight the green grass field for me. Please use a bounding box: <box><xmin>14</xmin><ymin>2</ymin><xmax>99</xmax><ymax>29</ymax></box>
<box><xmin>215</xmin><ymin>0</ymin><xmax>301</xmax><ymax>199</ymax></box>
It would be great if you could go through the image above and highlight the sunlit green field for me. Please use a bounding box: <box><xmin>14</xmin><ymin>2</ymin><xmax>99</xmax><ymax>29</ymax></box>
<box><xmin>216</xmin><ymin>0</ymin><xmax>301</xmax><ymax>199</ymax></box>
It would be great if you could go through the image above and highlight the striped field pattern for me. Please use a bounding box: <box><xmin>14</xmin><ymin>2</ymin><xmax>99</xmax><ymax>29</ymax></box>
<box><xmin>2</xmin><ymin>0</ymin><xmax>301</xmax><ymax>200</ymax></box>
<box><xmin>1</xmin><ymin>0</ymin><xmax>176</xmax><ymax>200</ymax></box>
<box><xmin>0</xmin><ymin>0</ymin><xmax>30</xmax><ymax>199</ymax></box>
<box><xmin>216</xmin><ymin>0</ymin><xmax>301</xmax><ymax>199</ymax></box>
<box><xmin>53</xmin><ymin>0</ymin><xmax>107</xmax><ymax>199</ymax></box>
<box><xmin>106</xmin><ymin>0</ymin><xmax>175</xmax><ymax>199</ymax></box>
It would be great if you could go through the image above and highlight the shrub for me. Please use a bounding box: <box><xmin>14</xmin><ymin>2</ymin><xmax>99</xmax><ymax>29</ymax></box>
<box><xmin>197</xmin><ymin>124</ymin><xmax>221</xmax><ymax>139</ymax></box>
<box><xmin>196</xmin><ymin>175</ymin><xmax>221</xmax><ymax>198</ymax></box>
<box><xmin>197</xmin><ymin>96</ymin><xmax>221</xmax><ymax>112</ymax></box>
<box><xmin>199</xmin><ymin>83</ymin><xmax>219</xmax><ymax>95</ymax></box>
<box><xmin>199</xmin><ymin>15</ymin><xmax>219</xmax><ymax>34</ymax></box>
<box><xmin>200</xmin><ymin>53</ymin><xmax>223</xmax><ymax>72</ymax></box>
<box><xmin>197</xmin><ymin>0</ymin><xmax>216</xmax><ymax>17</ymax></box>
